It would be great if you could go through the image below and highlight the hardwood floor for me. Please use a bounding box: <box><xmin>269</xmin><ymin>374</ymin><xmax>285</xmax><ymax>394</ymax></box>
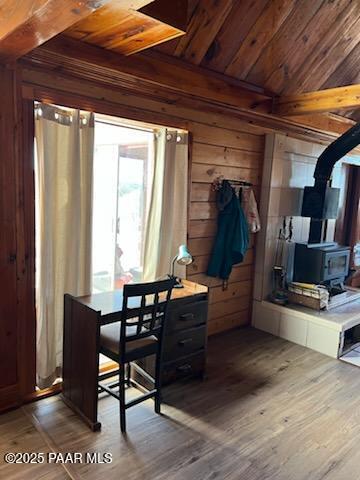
<box><xmin>2</xmin><ymin>327</ymin><xmax>360</xmax><ymax>480</ymax></box>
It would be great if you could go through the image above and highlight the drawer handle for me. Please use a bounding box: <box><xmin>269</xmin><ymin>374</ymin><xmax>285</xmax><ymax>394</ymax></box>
<box><xmin>178</xmin><ymin>338</ymin><xmax>193</xmax><ymax>347</ymax></box>
<box><xmin>176</xmin><ymin>364</ymin><xmax>192</xmax><ymax>373</ymax></box>
<box><xmin>179</xmin><ymin>313</ymin><xmax>194</xmax><ymax>321</ymax></box>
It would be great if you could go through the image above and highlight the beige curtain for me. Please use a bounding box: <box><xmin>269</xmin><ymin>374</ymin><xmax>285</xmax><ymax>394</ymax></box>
<box><xmin>35</xmin><ymin>104</ymin><xmax>94</xmax><ymax>389</ymax></box>
<box><xmin>143</xmin><ymin>129</ymin><xmax>188</xmax><ymax>281</ymax></box>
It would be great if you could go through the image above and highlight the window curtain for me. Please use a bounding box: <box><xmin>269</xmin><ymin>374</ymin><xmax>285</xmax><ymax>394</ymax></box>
<box><xmin>143</xmin><ymin>129</ymin><xmax>188</xmax><ymax>281</ymax></box>
<box><xmin>35</xmin><ymin>104</ymin><xmax>94</xmax><ymax>389</ymax></box>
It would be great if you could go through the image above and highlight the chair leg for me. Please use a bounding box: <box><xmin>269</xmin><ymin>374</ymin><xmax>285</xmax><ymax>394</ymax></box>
<box><xmin>119</xmin><ymin>364</ymin><xmax>126</xmax><ymax>433</ymax></box>
<box><xmin>126</xmin><ymin>362</ymin><xmax>131</xmax><ymax>387</ymax></box>
<box><xmin>154</xmin><ymin>351</ymin><xmax>162</xmax><ymax>414</ymax></box>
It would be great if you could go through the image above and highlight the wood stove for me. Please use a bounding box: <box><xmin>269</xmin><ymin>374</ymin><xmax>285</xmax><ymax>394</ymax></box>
<box><xmin>292</xmin><ymin>122</ymin><xmax>360</xmax><ymax>295</ymax></box>
<box><xmin>293</xmin><ymin>242</ymin><xmax>350</xmax><ymax>292</ymax></box>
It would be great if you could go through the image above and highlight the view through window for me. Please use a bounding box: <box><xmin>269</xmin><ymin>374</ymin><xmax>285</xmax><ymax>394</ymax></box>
<box><xmin>92</xmin><ymin>117</ymin><xmax>155</xmax><ymax>293</ymax></box>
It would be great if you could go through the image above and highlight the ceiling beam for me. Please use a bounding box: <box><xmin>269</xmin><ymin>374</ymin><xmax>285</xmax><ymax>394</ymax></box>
<box><xmin>0</xmin><ymin>0</ymin><xmax>155</xmax><ymax>63</ymax></box>
<box><xmin>22</xmin><ymin>36</ymin><xmax>358</xmax><ymax>144</ymax></box>
<box><xmin>26</xmin><ymin>35</ymin><xmax>272</xmax><ymax>113</ymax></box>
<box><xmin>274</xmin><ymin>84</ymin><xmax>360</xmax><ymax>116</ymax></box>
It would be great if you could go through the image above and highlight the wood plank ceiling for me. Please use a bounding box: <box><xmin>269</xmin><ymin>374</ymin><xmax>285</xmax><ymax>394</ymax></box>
<box><xmin>64</xmin><ymin>0</ymin><xmax>187</xmax><ymax>56</ymax></box>
<box><xmin>152</xmin><ymin>0</ymin><xmax>360</xmax><ymax>121</ymax></box>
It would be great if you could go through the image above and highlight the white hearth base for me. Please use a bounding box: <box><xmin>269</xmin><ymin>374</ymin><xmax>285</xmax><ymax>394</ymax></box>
<box><xmin>252</xmin><ymin>298</ymin><xmax>360</xmax><ymax>358</ymax></box>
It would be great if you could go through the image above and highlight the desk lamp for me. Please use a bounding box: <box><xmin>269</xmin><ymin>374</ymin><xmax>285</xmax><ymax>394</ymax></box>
<box><xmin>170</xmin><ymin>245</ymin><xmax>193</xmax><ymax>288</ymax></box>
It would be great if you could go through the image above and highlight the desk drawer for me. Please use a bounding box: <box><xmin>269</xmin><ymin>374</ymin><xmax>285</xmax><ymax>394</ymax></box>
<box><xmin>162</xmin><ymin>352</ymin><xmax>205</xmax><ymax>384</ymax></box>
<box><xmin>168</xmin><ymin>300</ymin><xmax>208</xmax><ymax>331</ymax></box>
<box><xmin>163</xmin><ymin>326</ymin><xmax>206</xmax><ymax>361</ymax></box>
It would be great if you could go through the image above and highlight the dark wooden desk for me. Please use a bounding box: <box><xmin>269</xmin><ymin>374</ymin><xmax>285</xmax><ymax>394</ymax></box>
<box><xmin>63</xmin><ymin>280</ymin><xmax>208</xmax><ymax>431</ymax></box>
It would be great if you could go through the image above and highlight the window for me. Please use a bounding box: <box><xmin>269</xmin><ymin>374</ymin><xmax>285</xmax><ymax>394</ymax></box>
<box><xmin>34</xmin><ymin>103</ymin><xmax>188</xmax><ymax>389</ymax></box>
<box><xmin>92</xmin><ymin>117</ymin><xmax>155</xmax><ymax>292</ymax></box>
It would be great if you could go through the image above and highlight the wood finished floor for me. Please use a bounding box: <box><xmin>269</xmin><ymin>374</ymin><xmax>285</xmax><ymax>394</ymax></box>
<box><xmin>2</xmin><ymin>327</ymin><xmax>360</xmax><ymax>480</ymax></box>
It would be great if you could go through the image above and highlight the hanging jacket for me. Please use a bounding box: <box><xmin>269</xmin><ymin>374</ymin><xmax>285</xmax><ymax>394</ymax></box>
<box><xmin>207</xmin><ymin>180</ymin><xmax>249</xmax><ymax>280</ymax></box>
<box><xmin>242</xmin><ymin>188</ymin><xmax>261</xmax><ymax>233</ymax></box>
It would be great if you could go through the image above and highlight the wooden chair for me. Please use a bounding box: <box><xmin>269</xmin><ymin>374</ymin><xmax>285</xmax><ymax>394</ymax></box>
<box><xmin>98</xmin><ymin>278</ymin><xmax>175</xmax><ymax>432</ymax></box>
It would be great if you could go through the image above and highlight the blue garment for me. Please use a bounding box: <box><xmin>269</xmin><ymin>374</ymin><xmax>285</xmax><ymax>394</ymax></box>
<box><xmin>207</xmin><ymin>182</ymin><xmax>249</xmax><ymax>280</ymax></box>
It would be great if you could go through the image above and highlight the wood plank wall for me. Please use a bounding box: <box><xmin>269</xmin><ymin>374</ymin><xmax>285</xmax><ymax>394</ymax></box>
<box><xmin>3</xmin><ymin>55</ymin><xmax>353</xmax><ymax>411</ymax></box>
<box><xmin>186</xmin><ymin>124</ymin><xmax>264</xmax><ymax>336</ymax></box>
<box><xmin>21</xmin><ymin>65</ymin><xmax>266</xmax><ymax>338</ymax></box>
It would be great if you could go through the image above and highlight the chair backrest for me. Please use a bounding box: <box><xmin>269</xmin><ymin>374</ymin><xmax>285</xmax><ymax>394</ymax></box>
<box><xmin>119</xmin><ymin>278</ymin><xmax>175</xmax><ymax>353</ymax></box>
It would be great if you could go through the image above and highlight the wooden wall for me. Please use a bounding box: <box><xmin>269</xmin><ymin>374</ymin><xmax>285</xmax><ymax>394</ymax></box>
<box><xmin>2</xmin><ymin>52</ymin><xmax>352</xmax><ymax>411</ymax></box>
<box><xmin>187</xmin><ymin>124</ymin><xmax>264</xmax><ymax>335</ymax></box>
<box><xmin>21</xmin><ymin>65</ymin><xmax>265</xmax><ymax>338</ymax></box>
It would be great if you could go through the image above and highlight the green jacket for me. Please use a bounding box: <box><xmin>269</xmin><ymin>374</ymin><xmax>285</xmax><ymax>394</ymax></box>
<box><xmin>207</xmin><ymin>183</ymin><xmax>249</xmax><ymax>280</ymax></box>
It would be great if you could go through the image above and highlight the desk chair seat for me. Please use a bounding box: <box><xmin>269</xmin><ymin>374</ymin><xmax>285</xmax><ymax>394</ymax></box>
<box><xmin>98</xmin><ymin>278</ymin><xmax>175</xmax><ymax>433</ymax></box>
<box><xmin>100</xmin><ymin>324</ymin><xmax>157</xmax><ymax>356</ymax></box>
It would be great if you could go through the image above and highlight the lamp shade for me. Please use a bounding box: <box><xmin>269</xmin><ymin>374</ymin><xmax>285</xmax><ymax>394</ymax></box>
<box><xmin>176</xmin><ymin>244</ymin><xmax>193</xmax><ymax>266</ymax></box>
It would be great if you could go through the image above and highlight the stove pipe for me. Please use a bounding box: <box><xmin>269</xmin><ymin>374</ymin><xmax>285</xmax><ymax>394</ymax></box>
<box><xmin>302</xmin><ymin>122</ymin><xmax>360</xmax><ymax>244</ymax></box>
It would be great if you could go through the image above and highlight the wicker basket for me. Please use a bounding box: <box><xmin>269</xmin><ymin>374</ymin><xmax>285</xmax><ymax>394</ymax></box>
<box><xmin>287</xmin><ymin>283</ymin><xmax>329</xmax><ymax>310</ymax></box>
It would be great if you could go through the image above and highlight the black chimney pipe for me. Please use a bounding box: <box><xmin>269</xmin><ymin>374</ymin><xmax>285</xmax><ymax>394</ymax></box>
<box><xmin>304</xmin><ymin>122</ymin><xmax>360</xmax><ymax>243</ymax></box>
<box><xmin>313</xmin><ymin>122</ymin><xmax>360</xmax><ymax>187</ymax></box>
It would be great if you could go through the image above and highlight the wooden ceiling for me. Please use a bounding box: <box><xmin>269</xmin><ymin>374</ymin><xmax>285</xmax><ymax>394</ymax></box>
<box><xmin>7</xmin><ymin>0</ymin><xmax>360</xmax><ymax>121</ymax></box>
<box><xmin>65</xmin><ymin>0</ymin><xmax>187</xmax><ymax>56</ymax></box>
<box><xmin>0</xmin><ymin>0</ymin><xmax>187</xmax><ymax>61</ymax></box>
<box><xmin>154</xmin><ymin>0</ymin><xmax>360</xmax><ymax>120</ymax></box>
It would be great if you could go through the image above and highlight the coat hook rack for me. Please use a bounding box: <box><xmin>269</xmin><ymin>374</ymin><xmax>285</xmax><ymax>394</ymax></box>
<box><xmin>212</xmin><ymin>176</ymin><xmax>253</xmax><ymax>191</ymax></box>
